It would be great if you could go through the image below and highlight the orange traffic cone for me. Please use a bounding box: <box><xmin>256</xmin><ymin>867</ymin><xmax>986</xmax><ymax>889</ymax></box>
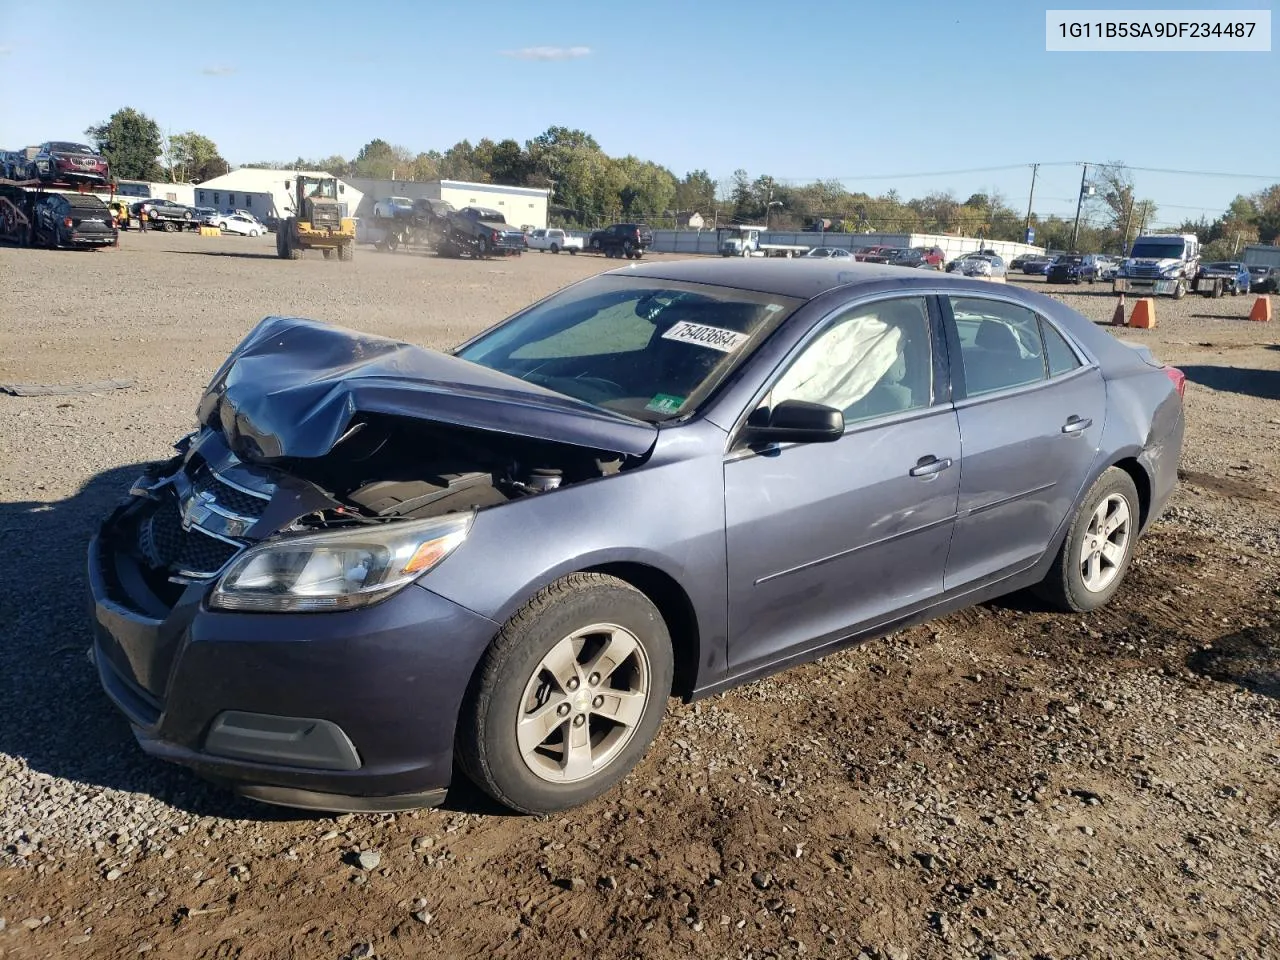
<box><xmin>1248</xmin><ymin>296</ymin><xmax>1273</xmax><ymax>323</ymax></box>
<box><xmin>1111</xmin><ymin>293</ymin><xmax>1127</xmax><ymax>326</ymax></box>
<box><xmin>1129</xmin><ymin>297</ymin><xmax>1156</xmax><ymax>329</ymax></box>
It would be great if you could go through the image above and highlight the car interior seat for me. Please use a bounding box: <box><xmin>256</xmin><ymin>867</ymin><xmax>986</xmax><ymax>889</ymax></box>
<box><xmin>843</xmin><ymin>301</ymin><xmax>930</xmax><ymax>421</ymax></box>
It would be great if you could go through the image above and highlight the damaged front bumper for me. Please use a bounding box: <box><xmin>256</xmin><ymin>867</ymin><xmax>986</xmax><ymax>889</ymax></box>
<box><xmin>87</xmin><ymin>475</ymin><xmax>500</xmax><ymax>812</ymax></box>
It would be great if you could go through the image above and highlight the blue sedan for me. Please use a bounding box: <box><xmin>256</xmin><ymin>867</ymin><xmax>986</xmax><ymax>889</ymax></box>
<box><xmin>90</xmin><ymin>260</ymin><xmax>1186</xmax><ymax>814</ymax></box>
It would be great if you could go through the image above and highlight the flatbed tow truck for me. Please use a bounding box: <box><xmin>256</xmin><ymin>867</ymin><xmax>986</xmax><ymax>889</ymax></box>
<box><xmin>0</xmin><ymin>176</ymin><xmax>121</xmax><ymax>248</ymax></box>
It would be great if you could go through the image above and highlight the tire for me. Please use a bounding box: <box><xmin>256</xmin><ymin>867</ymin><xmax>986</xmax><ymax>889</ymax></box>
<box><xmin>1211</xmin><ymin>282</ymin><xmax>1223</xmax><ymax>299</ymax></box>
<box><xmin>589</xmin><ymin>238</ymin><xmax>600</xmax><ymax>251</ymax></box>
<box><xmin>276</xmin><ymin>229</ymin><xmax>286</xmax><ymax>258</ymax></box>
<box><xmin>457</xmin><ymin>573</ymin><xmax>673</xmax><ymax>814</ymax></box>
<box><xmin>322</xmin><ymin>248</ymin><xmax>333</xmax><ymax>259</ymax></box>
<box><xmin>550</xmin><ymin>243</ymin><xmax>559</xmax><ymax>254</ymax></box>
<box><xmin>337</xmin><ymin>242</ymin><xmax>352</xmax><ymax>262</ymax></box>
<box><xmin>1173</xmin><ymin>280</ymin><xmax>1186</xmax><ymax>300</ymax></box>
<box><xmin>569</xmin><ymin>248</ymin><xmax>577</xmax><ymax>255</ymax></box>
<box><xmin>183</xmin><ymin>211</ymin><xmax>191</xmax><ymax>221</ymax></box>
<box><xmin>1034</xmin><ymin>467</ymin><xmax>1140</xmax><ymax>613</ymax></box>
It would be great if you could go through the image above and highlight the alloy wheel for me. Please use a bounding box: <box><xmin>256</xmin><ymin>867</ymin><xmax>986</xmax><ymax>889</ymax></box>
<box><xmin>1079</xmin><ymin>493</ymin><xmax>1131</xmax><ymax>593</ymax></box>
<box><xmin>516</xmin><ymin>623</ymin><xmax>650</xmax><ymax>783</ymax></box>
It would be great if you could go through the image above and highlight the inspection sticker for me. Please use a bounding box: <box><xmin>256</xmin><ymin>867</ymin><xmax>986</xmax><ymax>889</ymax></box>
<box><xmin>661</xmin><ymin>321</ymin><xmax>750</xmax><ymax>353</ymax></box>
<box><xmin>645</xmin><ymin>393</ymin><xmax>686</xmax><ymax>414</ymax></box>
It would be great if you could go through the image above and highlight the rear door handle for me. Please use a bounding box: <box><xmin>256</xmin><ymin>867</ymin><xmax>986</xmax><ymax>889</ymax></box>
<box><xmin>1061</xmin><ymin>415</ymin><xmax>1093</xmax><ymax>435</ymax></box>
<box><xmin>909</xmin><ymin>455</ymin><xmax>953</xmax><ymax>478</ymax></box>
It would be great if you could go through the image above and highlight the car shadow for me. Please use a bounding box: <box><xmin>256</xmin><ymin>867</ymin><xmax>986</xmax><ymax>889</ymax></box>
<box><xmin>1180</xmin><ymin>364</ymin><xmax>1280</xmax><ymax>401</ymax></box>
<box><xmin>0</xmin><ymin>463</ymin><xmax>317</xmax><ymax>823</ymax></box>
<box><xmin>1186</xmin><ymin>620</ymin><xmax>1280</xmax><ymax>700</ymax></box>
<box><xmin>0</xmin><ymin>462</ymin><xmax>518</xmax><ymax>823</ymax></box>
<box><xmin>164</xmin><ymin>250</ymin><xmax>278</xmax><ymax>260</ymax></box>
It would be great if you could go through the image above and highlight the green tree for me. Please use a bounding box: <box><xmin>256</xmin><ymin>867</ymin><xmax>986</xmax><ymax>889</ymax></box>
<box><xmin>163</xmin><ymin>131</ymin><xmax>228</xmax><ymax>182</ymax></box>
<box><xmin>439</xmin><ymin>140</ymin><xmax>490</xmax><ymax>182</ymax></box>
<box><xmin>85</xmin><ymin>107</ymin><xmax>163</xmax><ymax>181</ymax></box>
<box><xmin>674</xmin><ymin>170</ymin><xmax>717</xmax><ymax>215</ymax></box>
<box><xmin>488</xmin><ymin>139</ymin><xmax>530</xmax><ymax>186</ymax></box>
<box><xmin>349</xmin><ymin>139</ymin><xmax>417</xmax><ymax>179</ymax></box>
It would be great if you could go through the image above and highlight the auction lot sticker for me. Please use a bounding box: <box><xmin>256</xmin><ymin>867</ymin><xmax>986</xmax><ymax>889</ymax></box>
<box><xmin>661</xmin><ymin>321</ymin><xmax>751</xmax><ymax>353</ymax></box>
<box><xmin>1046</xmin><ymin>9</ymin><xmax>1271</xmax><ymax>51</ymax></box>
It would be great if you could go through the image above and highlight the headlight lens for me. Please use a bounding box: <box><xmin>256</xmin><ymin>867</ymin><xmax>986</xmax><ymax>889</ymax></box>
<box><xmin>209</xmin><ymin>513</ymin><xmax>472</xmax><ymax>613</ymax></box>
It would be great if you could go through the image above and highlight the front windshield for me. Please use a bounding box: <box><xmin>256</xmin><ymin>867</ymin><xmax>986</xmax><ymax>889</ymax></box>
<box><xmin>456</xmin><ymin>276</ymin><xmax>802</xmax><ymax>422</ymax></box>
<box><xmin>1130</xmin><ymin>239</ymin><xmax>1185</xmax><ymax>259</ymax></box>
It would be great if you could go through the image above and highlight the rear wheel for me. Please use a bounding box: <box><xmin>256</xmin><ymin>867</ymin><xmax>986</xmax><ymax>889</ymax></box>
<box><xmin>1173</xmin><ymin>279</ymin><xmax>1186</xmax><ymax>300</ymax></box>
<box><xmin>1034</xmin><ymin>467</ymin><xmax>1139</xmax><ymax>613</ymax></box>
<box><xmin>321</xmin><ymin>248</ymin><xmax>333</xmax><ymax>260</ymax></box>
<box><xmin>457</xmin><ymin>573</ymin><xmax>673</xmax><ymax>814</ymax></box>
<box><xmin>337</xmin><ymin>242</ymin><xmax>353</xmax><ymax>262</ymax></box>
<box><xmin>550</xmin><ymin>243</ymin><xmax>560</xmax><ymax>254</ymax></box>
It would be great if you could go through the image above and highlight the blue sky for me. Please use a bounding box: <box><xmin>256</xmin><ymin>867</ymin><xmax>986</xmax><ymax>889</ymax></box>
<box><xmin>1</xmin><ymin>0</ymin><xmax>1275</xmax><ymax>227</ymax></box>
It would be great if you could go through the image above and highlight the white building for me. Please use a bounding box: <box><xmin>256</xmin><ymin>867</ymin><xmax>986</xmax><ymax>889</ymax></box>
<box><xmin>192</xmin><ymin>168</ymin><xmax>363</xmax><ymax>222</ymax></box>
<box><xmin>345</xmin><ymin>177</ymin><xmax>551</xmax><ymax>229</ymax></box>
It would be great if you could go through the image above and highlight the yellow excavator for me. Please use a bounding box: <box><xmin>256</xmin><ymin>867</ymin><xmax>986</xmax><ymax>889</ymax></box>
<box><xmin>276</xmin><ymin>175</ymin><xmax>355</xmax><ymax>261</ymax></box>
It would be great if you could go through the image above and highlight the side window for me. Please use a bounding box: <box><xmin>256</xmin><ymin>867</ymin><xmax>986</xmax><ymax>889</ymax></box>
<box><xmin>770</xmin><ymin>297</ymin><xmax>933</xmax><ymax>424</ymax></box>
<box><xmin>949</xmin><ymin>297</ymin><xmax>1046</xmax><ymax>397</ymax></box>
<box><xmin>1040</xmin><ymin>319</ymin><xmax>1081</xmax><ymax>377</ymax></box>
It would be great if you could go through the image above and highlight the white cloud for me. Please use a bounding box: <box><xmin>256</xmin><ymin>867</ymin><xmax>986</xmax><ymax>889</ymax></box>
<box><xmin>201</xmin><ymin>65</ymin><xmax>236</xmax><ymax>76</ymax></box>
<box><xmin>501</xmin><ymin>45</ymin><xmax>591</xmax><ymax>61</ymax></box>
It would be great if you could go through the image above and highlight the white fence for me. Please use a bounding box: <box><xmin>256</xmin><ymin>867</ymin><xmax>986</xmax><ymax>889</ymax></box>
<box><xmin>648</xmin><ymin>230</ymin><xmax>1045</xmax><ymax>261</ymax></box>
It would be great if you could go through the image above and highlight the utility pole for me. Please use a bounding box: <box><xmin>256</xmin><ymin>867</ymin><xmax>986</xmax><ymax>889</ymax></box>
<box><xmin>1024</xmin><ymin>163</ymin><xmax>1039</xmax><ymax>230</ymax></box>
<box><xmin>1121</xmin><ymin>197</ymin><xmax>1135</xmax><ymax>255</ymax></box>
<box><xmin>1070</xmin><ymin>163</ymin><xmax>1089</xmax><ymax>252</ymax></box>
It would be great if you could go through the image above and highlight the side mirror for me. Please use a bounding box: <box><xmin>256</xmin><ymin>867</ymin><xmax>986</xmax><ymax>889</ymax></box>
<box><xmin>742</xmin><ymin>400</ymin><xmax>844</xmax><ymax>446</ymax></box>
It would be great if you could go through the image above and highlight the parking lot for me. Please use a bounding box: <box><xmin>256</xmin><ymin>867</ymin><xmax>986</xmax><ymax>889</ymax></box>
<box><xmin>1</xmin><ymin>232</ymin><xmax>1278</xmax><ymax>960</ymax></box>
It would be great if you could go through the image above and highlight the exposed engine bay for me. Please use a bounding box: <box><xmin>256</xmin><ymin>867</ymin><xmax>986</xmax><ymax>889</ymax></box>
<box><xmin>99</xmin><ymin>316</ymin><xmax>655</xmax><ymax>611</ymax></box>
<box><xmin>110</xmin><ymin>416</ymin><xmax>629</xmax><ymax>611</ymax></box>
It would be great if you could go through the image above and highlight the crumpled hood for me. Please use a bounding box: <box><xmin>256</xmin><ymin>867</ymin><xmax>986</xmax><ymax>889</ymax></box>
<box><xmin>196</xmin><ymin>316</ymin><xmax>659</xmax><ymax>461</ymax></box>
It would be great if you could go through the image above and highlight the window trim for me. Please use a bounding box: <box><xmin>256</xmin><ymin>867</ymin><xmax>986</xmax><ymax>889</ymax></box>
<box><xmin>725</xmin><ymin>292</ymin><xmax>944</xmax><ymax>454</ymax></box>
<box><xmin>939</xmin><ymin>293</ymin><xmax>1095</xmax><ymax>403</ymax></box>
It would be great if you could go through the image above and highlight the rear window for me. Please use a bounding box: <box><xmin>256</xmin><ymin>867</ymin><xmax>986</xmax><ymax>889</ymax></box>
<box><xmin>66</xmin><ymin>195</ymin><xmax>107</xmax><ymax>210</ymax></box>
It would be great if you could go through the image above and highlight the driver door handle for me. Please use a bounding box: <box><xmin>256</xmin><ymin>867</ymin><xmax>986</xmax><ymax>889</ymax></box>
<box><xmin>909</xmin><ymin>455</ymin><xmax>953</xmax><ymax>478</ymax></box>
<box><xmin>1061</xmin><ymin>415</ymin><xmax>1093</xmax><ymax>435</ymax></box>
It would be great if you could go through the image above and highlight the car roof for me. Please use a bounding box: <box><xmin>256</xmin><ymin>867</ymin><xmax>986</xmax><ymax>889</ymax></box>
<box><xmin>611</xmin><ymin>258</ymin><xmax>960</xmax><ymax>300</ymax></box>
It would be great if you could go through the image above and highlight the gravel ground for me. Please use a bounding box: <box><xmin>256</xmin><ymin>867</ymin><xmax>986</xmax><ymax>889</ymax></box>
<box><xmin>1</xmin><ymin>233</ymin><xmax>1278</xmax><ymax>959</ymax></box>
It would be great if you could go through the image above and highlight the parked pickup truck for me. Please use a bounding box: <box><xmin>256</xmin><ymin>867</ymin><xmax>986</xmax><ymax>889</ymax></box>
<box><xmin>437</xmin><ymin>206</ymin><xmax>525</xmax><ymax>259</ymax></box>
<box><xmin>526</xmin><ymin>227</ymin><xmax>583</xmax><ymax>255</ymax></box>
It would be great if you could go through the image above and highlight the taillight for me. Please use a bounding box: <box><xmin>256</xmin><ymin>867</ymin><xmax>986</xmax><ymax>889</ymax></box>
<box><xmin>1163</xmin><ymin>366</ymin><xmax>1186</xmax><ymax>398</ymax></box>
<box><xmin>63</xmin><ymin>217</ymin><xmax>73</xmax><ymax>228</ymax></box>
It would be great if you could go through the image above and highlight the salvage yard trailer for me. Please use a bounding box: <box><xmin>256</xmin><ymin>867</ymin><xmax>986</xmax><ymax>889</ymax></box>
<box><xmin>718</xmin><ymin>225</ymin><xmax>809</xmax><ymax>258</ymax></box>
<box><xmin>0</xmin><ymin>177</ymin><xmax>121</xmax><ymax>247</ymax></box>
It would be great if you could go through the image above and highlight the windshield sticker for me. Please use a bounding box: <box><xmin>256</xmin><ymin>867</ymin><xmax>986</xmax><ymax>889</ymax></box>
<box><xmin>645</xmin><ymin>393</ymin><xmax>685</xmax><ymax>415</ymax></box>
<box><xmin>661</xmin><ymin>321</ymin><xmax>750</xmax><ymax>353</ymax></box>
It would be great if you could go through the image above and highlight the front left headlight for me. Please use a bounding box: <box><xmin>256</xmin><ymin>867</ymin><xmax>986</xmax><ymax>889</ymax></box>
<box><xmin>209</xmin><ymin>513</ymin><xmax>473</xmax><ymax>613</ymax></box>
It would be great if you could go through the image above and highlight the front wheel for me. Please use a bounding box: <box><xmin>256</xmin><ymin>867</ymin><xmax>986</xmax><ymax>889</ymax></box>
<box><xmin>1034</xmin><ymin>467</ymin><xmax>1139</xmax><ymax>613</ymax></box>
<box><xmin>457</xmin><ymin>573</ymin><xmax>673</xmax><ymax>814</ymax></box>
<box><xmin>1173</xmin><ymin>280</ymin><xmax>1186</xmax><ymax>300</ymax></box>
